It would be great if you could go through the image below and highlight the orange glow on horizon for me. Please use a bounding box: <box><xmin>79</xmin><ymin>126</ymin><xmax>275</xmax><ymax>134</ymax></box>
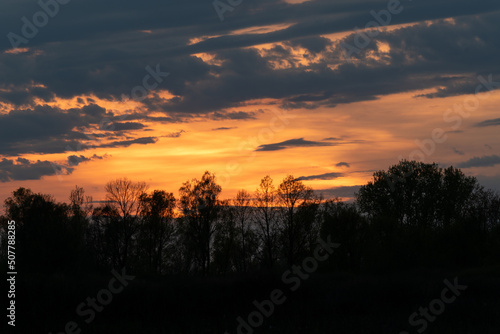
<box><xmin>2</xmin><ymin>84</ymin><xmax>500</xmax><ymax>210</ymax></box>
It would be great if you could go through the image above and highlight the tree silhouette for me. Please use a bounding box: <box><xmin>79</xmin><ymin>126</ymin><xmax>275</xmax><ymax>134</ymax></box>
<box><xmin>69</xmin><ymin>185</ymin><xmax>93</xmax><ymax>218</ymax></box>
<box><xmin>2</xmin><ymin>188</ymin><xmax>79</xmax><ymax>273</ymax></box>
<box><xmin>104</xmin><ymin>178</ymin><xmax>148</xmax><ymax>267</ymax></box>
<box><xmin>213</xmin><ymin>192</ymin><xmax>259</xmax><ymax>274</ymax></box>
<box><xmin>277</xmin><ymin>175</ymin><xmax>316</xmax><ymax>266</ymax></box>
<box><xmin>356</xmin><ymin>160</ymin><xmax>500</xmax><ymax>269</ymax></box>
<box><xmin>137</xmin><ymin>190</ymin><xmax>176</xmax><ymax>274</ymax></box>
<box><xmin>357</xmin><ymin>160</ymin><xmax>481</xmax><ymax>229</ymax></box>
<box><xmin>179</xmin><ymin>171</ymin><xmax>222</xmax><ymax>275</ymax></box>
<box><xmin>0</xmin><ymin>160</ymin><xmax>498</xmax><ymax>280</ymax></box>
<box><xmin>320</xmin><ymin>199</ymin><xmax>366</xmax><ymax>272</ymax></box>
<box><xmin>213</xmin><ymin>200</ymin><xmax>239</xmax><ymax>274</ymax></box>
<box><xmin>254</xmin><ymin>175</ymin><xmax>279</xmax><ymax>268</ymax></box>
<box><xmin>68</xmin><ymin>186</ymin><xmax>92</xmax><ymax>270</ymax></box>
<box><xmin>232</xmin><ymin>190</ymin><xmax>258</xmax><ymax>272</ymax></box>
<box><xmin>89</xmin><ymin>203</ymin><xmax>121</xmax><ymax>269</ymax></box>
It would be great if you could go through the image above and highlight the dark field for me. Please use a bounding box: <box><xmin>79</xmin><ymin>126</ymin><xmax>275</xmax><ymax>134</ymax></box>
<box><xmin>9</xmin><ymin>266</ymin><xmax>500</xmax><ymax>334</ymax></box>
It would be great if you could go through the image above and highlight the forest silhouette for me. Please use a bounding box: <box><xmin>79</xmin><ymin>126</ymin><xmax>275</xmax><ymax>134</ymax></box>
<box><xmin>1</xmin><ymin>160</ymin><xmax>500</xmax><ymax>333</ymax></box>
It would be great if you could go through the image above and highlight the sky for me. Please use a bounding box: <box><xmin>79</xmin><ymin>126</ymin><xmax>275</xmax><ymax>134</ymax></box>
<box><xmin>1</xmin><ymin>0</ymin><xmax>500</xmax><ymax>207</ymax></box>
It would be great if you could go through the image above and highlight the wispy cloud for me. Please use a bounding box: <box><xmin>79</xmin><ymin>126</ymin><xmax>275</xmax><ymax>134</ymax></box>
<box><xmin>212</xmin><ymin>127</ymin><xmax>237</xmax><ymax>131</ymax></box>
<box><xmin>68</xmin><ymin>154</ymin><xmax>108</xmax><ymax>167</ymax></box>
<box><xmin>475</xmin><ymin>118</ymin><xmax>500</xmax><ymax>127</ymax></box>
<box><xmin>457</xmin><ymin>155</ymin><xmax>500</xmax><ymax>168</ymax></box>
<box><xmin>297</xmin><ymin>172</ymin><xmax>343</xmax><ymax>181</ymax></box>
<box><xmin>336</xmin><ymin>162</ymin><xmax>350</xmax><ymax>168</ymax></box>
<box><xmin>256</xmin><ymin>138</ymin><xmax>334</xmax><ymax>152</ymax></box>
<box><xmin>98</xmin><ymin>137</ymin><xmax>158</xmax><ymax>149</ymax></box>
<box><xmin>162</xmin><ymin>130</ymin><xmax>185</xmax><ymax>138</ymax></box>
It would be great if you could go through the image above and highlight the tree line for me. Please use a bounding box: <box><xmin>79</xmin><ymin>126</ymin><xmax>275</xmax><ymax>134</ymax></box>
<box><xmin>1</xmin><ymin>160</ymin><xmax>499</xmax><ymax>276</ymax></box>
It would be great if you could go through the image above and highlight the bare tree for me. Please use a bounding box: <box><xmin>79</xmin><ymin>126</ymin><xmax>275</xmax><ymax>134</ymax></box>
<box><xmin>254</xmin><ymin>175</ymin><xmax>279</xmax><ymax>268</ymax></box>
<box><xmin>277</xmin><ymin>175</ymin><xmax>315</xmax><ymax>266</ymax></box>
<box><xmin>69</xmin><ymin>185</ymin><xmax>93</xmax><ymax>217</ymax></box>
<box><xmin>233</xmin><ymin>190</ymin><xmax>254</xmax><ymax>272</ymax></box>
<box><xmin>104</xmin><ymin>178</ymin><xmax>148</xmax><ymax>267</ymax></box>
<box><xmin>213</xmin><ymin>190</ymin><xmax>258</xmax><ymax>274</ymax></box>
<box><xmin>105</xmin><ymin>178</ymin><xmax>148</xmax><ymax>218</ymax></box>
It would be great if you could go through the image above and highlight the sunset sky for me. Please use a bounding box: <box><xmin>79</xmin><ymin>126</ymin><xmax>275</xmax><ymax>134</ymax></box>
<box><xmin>1</xmin><ymin>0</ymin><xmax>500</xmax><ymax>207</ymax></box>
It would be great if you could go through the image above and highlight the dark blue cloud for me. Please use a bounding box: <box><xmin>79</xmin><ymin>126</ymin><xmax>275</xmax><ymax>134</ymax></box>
<box><xmin>297</xmin><ymin>172</ymin><xmax>344</xmax><ymax>181</ymax></box>
<box><xmin>0</xmin><ymin>157</ymin><xmax>72</xmax><ymax>182</ymax></box>
<box><xmin>476</xmin><ymin>118</ymin><xmax>500</xmax><ymax>127</ymax></box>
<box><xmin>107</xmin><ymin>122</ymin><xmax>147</xmax><ymax>131</ymax></box>
<box><xmin>98</xmin><ymin>137</ymin><xmax>158</xmax><ymax>148</ymax></box>
<box><xmin>256</xmin><ymin>138</ymin><xmax>334</xmax><ymax>151</ymax></box>
<box><xmin>457</xmin><ymin>155</ymin><xmax>500</xmax><ymax>168</ymax></box>
<box><xmin>212</xmin><ymin>127</ymin><xmax>237</xmax><ymax>131</ymax></box>
<box><xmin>336</xmin><ymin>162</ymin><xmax>350</xmax><ymax>168</ymax></box>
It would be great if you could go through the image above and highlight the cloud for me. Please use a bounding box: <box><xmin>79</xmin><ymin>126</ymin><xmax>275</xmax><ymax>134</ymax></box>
<box><xmin>475</xmin><ymin>118</ymin><xmax>500</xmax><ymax>127</ymax></box>
<box><xmin>162</xmin><ymin>130</ymin><xmax>185</xmax><ymax>138</ymax></box>
<box><xmin>297</xmin><ymin>172</ymin><xmax>343</xmax><ymax>181</ymax></box>
<box><xmin>256</xmin><ymin>138</ymin><xmax>334</xmax><ymax>151</ymax></box>
<box><xmin>335</xmin><ymin>162</ymin><xmax>350</xmax><ymax>168</ymax></box>
<box><xmin>457</xmin><ymin>155</ymin><xmax>500</xmax><ymax>168</ymax></box>
<box><xmin>0</xmin><ymin>102</ymin><xmax>168</xmax><ymax>156</ymax></box>
<box><xmin>210</xmin><ymin>111</ymin><xmax>256</xmax><ymax>120</ymax></box>
<box><xmin>2</xmin><ymin>0</ymin><xmax>500</xmax><ymax>170</ymax></box>
<box><xmin>67</xmin><ymin>154</ymin><xmax>107</xmax><ymax>166</ymax></box>
<box><xmin>288</xmin><ymin>36</ymin><xmax>331</xmax><ymax>54</ymax></box>
<box><xmin>98</xmin><ymin>137</ymin><xmax>158</xmax><ymax>149</ymax></box>
<box><xmin>2</xmin><ymin>0</ymin><xmax>500</xmax><ymax>115</ymax></box>
<box><xmin>212</xmin><ymin>127</ymin><xmax>237</xmax><ymax>131</ymax></box>
<box><xmin>67</xmin><ymin>155</ymin><xmax>91</xmax><ymax>167</ymax></box>
<box><xmin>0</xmin><ymin>104</ymin><xmax>113</xmax><ymax>156</ymax></box>
<box><xmin>0</xmin><ymin>157</ymin><xmax>72</xmax><ymax>182</ymax></box>
<box><xmin>453</xmin><ymin>148</ymin><xmax>465</xmax><ymax>156</ymax></box>
<box><xmin>107</xmin><ymin>122</ymin><xmax>147</xmax><ymax>131</ymax></box>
